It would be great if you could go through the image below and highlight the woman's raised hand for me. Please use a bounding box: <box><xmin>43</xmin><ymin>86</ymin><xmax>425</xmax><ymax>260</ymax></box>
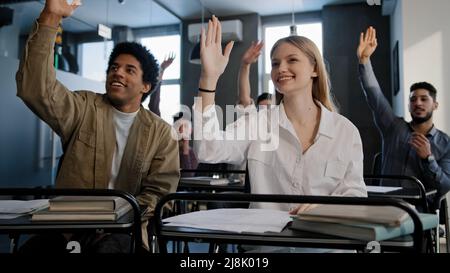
<box><xmin>200</xmin><ymin>15</ymin><xmax>234</xmax><ymax>85</ymax></box>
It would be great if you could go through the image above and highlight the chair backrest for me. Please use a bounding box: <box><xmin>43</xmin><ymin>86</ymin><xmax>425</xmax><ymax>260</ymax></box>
<box><xmin>364</xmin><ymin>174</ymin><xmax>429</xmax><ymax>213</ymax></box>
<box><xmin>372</xmin><ymin>152</ymin><xmax>382</xmax><ymax>175</ymax></box>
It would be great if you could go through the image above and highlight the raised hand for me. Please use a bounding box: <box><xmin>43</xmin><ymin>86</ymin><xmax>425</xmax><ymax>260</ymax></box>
<box><xmin>43</xmin><ymin>0</ymin><xmax>81</xmax><ymax>18</ymax></box>
<box><xmin>241</xmin><ymin>41</ymin><xmax>264</xmax><ymax>65</ymax></box>
<box><xmin>39</xmin><ymin>0</ymin><xmax>81</xmax><ymax>27</ymax></box>
<box><xmin>357</xmin><ymin>26</ymin><xmax>378</xmax><ymax>64</ymax></box>
<box><xmin>161</xmin><ymin>52</ymin><xmax>176</xmax><ymax>71</ymax></box>
<box><xmin>200</xmin><ymin>15</ymin><xmax>234</xmax><ymax>85</ymax></box>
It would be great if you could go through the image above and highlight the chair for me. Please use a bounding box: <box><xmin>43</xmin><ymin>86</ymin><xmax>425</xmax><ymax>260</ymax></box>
<box><xmin>371</xmin><ymin>152</ymin><xmax>382</xmax><ymax>175</ymax></box>
<box><xmin>364</xmin><ymin>174</ymin><xmax>438</xmax><ymax>252</ymax></box>
<box><xmin>438</xmin><ymin>192</ymin><xmax>450</xmax><ymax>253</ymax></box>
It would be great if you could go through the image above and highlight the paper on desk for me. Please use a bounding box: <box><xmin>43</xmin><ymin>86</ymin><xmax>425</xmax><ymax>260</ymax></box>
<box><xmin>163</xmin><ymin>208</ymin><xmax>292</xmax><ymax>233</ymax></box>
<box><xmin>0</xmin><ymin>199</ymin><xmax>49</xmax><ymax>215</ymax></box>
<box><xmin>366</xmin><ymin>186</ymin><xmax>402</xmax><ymax>193</ymax></box>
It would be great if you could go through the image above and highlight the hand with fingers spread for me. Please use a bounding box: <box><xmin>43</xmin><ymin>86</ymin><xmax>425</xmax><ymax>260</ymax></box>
<box><xmin>161</xmin><ymin>52</ymin><xmax>176</xmax><ymax>72</ymax></box>
<box><xmin>357</xmin><ymin>26</ymin><xmax>378</xmax><ymax>64</ymax></box>
<box><xmin>409</xmin><ymin>132</ymin><xmax>432</xmax><ymax>159</ymax></box>
<box><xmin>289</xmin><ymin>203</ymin><xmax>319</xmax><ymax>215</ymax></box>
<box><xmin>241</xmin><ymin>41</ymin><xmax>264</xmax><ymax>65</ymax></box>
<box><xmin>40</xmin><ymin>0</ymin><xmax>82</xmax><ymax>27</ymax></box>
<box><xmin>200</xmin><ymin>15</ymin><xmax>235</xmax><ymax>86</ymax></box>
<box><xmin>238</xmin><ymin>41</ymin><xmax>264</xmax><ymax>107</ymax></box>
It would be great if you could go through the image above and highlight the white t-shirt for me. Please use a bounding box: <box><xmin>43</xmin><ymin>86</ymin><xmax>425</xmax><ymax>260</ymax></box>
<box><xmin>108</xmin><ymin>107</ymin><xmax>139</xmax><ymax>189</ymax></box>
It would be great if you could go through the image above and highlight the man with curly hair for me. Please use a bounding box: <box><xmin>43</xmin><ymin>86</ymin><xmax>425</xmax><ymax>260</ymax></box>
<box><xmin>16</xmin><ymin>0</ymin><xmax>179</xmax><ymax>253</ymax></box>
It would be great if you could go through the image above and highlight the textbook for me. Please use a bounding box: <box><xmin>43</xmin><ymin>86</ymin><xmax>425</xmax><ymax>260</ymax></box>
<box><xmin>49</xmin><ymin>196</ymin><xmax>128</xmax><ymax>212</ymax></box>
<box><xmin>31</xmin><ymin>201</ymin><xmax>132</xmax><ymax>222</ymax></box>
<box><xmin>290</xmin><ymin>212</ymin><xmax>438</xmax><ymax>241</ymax></box>
<box><xmin>296</xmin><ymin>204</ymin><xmax>410</xmax><ymax>227</ymax></box>
<box><xmin>180</xmin><ymin>176</ymin><xmax>233</xmax><ymax>186</ymax></box>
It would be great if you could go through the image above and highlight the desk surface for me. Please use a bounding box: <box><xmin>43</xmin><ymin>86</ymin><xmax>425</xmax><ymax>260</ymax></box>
<box><xmin>0</xmin><ymin>210</ymin><xmax>135</xmax><ymax>231</ymax></box>
<box><xmin>368</xmin><ymin>187</ymin><xmax>437</xmax><ymax>199</ymax></box>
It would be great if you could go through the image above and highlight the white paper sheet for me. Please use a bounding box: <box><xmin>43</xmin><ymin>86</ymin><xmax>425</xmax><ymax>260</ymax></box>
<box><xmin>163</xmin><ymin>208</ymin><xmax>292</xmax><ymax>233</ymax></box>
<box><xmin>366</xmin><ymin>186</ymin><xmax>402</xmax><ymax>193</ymax></box>
<box><xmin>0</xmin><ymin>199</ymin><xmax>49</xmax><ymax>214</ymax></box>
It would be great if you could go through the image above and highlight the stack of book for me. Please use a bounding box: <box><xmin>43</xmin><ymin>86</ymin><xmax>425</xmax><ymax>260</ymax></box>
<box><xmin>31</xmin><ymin>196</ymin><xmax>132</xmax><ymax>222</ymax></box>
<box><xmin>289</xmin><ymin>204</ymin><xmax>438</xmax><ymax>241</ymax></box>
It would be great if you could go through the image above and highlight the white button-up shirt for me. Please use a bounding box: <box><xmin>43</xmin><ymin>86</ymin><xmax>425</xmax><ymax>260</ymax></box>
<box><xmin>194</xmin><ymin>102</ymin><xmax>367</xmax><ymax>211</ymax></box>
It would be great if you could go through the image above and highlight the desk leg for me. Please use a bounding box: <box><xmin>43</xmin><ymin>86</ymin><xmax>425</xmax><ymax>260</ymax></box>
<box><xmin>9</xmin><ymin>233</ymin><xmax>19</xmax><ymax>253</ymax></box>
<box><xmin>436</xmin><ymin>209</ymin><xmax>440</xmax><ymax>253</ymax></box>
<box><xmin>157</xmin><ymin>238</ymin><xmax>167</xmax><ymax>254</ymax></box>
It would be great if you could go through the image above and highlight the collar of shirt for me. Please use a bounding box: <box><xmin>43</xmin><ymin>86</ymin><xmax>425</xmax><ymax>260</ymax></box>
<box><xmin>407</xmin><ymin>122</ymin><xmax>437</xmax><ymax>137</ymax></box>
<box><xmin>277</xmin><ymin>101</ymin><xmax>336</xmax><ymax>141</ymax></box>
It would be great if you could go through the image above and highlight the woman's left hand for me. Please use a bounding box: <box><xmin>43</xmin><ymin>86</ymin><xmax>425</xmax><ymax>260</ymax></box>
<box><xmin>289</xmin><ymin>203</ymin><xmax>319</xmax><ymax>215</ymax></box>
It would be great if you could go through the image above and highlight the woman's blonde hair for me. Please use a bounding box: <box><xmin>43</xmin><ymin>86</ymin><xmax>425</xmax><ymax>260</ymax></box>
<box><xmin>270</xmin><ymin>36</ymin><xmax>336</xmax><ymax>112</ymax></box>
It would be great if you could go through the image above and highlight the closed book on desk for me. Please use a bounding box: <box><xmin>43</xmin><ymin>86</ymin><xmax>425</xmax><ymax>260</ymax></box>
<box><xmin>31</xmin><ymin>202</ymin><xmax>132</xmax><ymax>222</ymax></box>
<box><xmin>180</xmin><ymin>176</ymin><xmax>231</xmax><ymax>186</ymax></box>
<box><xmin>297</xmin><ymin>204</ymin><xmax>410</xmax><ymax>227</ymax></box>
<box><xmin>49</xmin><ymin>196</ymin><xmax>127</xmax><ymax>212</ymax></box>
<box><xmin>290</xmin><ymin>213</ymin><xmax>438</xmax><ymax>241</ymax></box>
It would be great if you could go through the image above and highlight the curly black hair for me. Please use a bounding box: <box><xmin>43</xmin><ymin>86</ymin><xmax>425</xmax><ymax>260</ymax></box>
<box><xmin>107</xmin><ymin>42</ymin><xmax>159</xmax><ymax>102</ymax></box>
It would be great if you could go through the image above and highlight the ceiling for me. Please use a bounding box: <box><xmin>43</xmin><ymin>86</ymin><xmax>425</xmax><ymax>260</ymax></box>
<box><xmin>1</xmin><ymin>0</ymin><xmax>365</xmax><ymax>34</ymax></box>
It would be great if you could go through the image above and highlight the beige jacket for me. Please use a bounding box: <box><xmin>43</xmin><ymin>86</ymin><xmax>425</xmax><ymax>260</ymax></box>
<box><xmin>16</xmin><ymin>22</ymin><xmax>180</xmax><ymax>224</ymax></box>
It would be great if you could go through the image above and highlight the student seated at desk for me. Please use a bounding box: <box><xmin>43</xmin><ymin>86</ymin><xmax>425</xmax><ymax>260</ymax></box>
<box><xmin>193</xmin><ymin>16</ymin><xmax>367</xmax><ymax>214</ymax></box>
<box><xmin>357</xmin><ymin>27</ymin><xmax>450</xmax><ymax>212</ymax></box>
<box><xmin>15</xmin><ymin>0</ymin><xmax>179</xmax><ymax>253</ymax></box>
<box><xmin>173</xmin><ymin>112</ymin><xmax>198</xmax><ymax>177</ymax></box>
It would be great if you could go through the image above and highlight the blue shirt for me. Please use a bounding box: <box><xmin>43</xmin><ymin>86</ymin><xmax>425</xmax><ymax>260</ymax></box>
<box><xmin>359</xmin><ymin>61</ymin><xmax>450</xmax><ymax>208</ymax></box>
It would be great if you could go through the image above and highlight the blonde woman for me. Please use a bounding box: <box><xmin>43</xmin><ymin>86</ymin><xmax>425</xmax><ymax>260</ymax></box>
<box><xmin>194</xmin><ymin>16</ymin><xmax>367</xmax><ymax>215</ymax></box>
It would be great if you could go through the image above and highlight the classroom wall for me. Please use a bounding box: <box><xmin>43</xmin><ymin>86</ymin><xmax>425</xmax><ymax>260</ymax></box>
<box><xmin>0</xmin><ymin>12</ymin><xmax>20</xmax><ymax>59</ymax></box>
<box><xmin>401</xmin><ymin>0</ymin><xmax>450</xmax><ymax>135</ymax></box>
<box><xmin>322</xmin><ymin>3</ymin><xmax>391</xmax><ymax>174</ymax></box>
<box><xmin>0</xmin><ymin>56</ymin><xmax>105</xmax><ymax>188</ymax></box>
<box><xmin>389</xmin><ymin>0</ymin><xmax>405</xmax><ymax>117</ymax></box>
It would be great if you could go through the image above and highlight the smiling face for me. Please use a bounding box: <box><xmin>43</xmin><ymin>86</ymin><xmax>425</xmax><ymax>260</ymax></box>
<box><xmin>105</xmin><ymin>54</ymin><xmax>150</xmax><ymax>111</ymax></box>
<box><xmin>408</xmin><ymin>88</ymin><xmax>438</xmax><ymax>124</ymax></box>
<box><xmin>270</xmin><ymin>42</ymin><xmax>317</xmax><ymax>97</ymax></box>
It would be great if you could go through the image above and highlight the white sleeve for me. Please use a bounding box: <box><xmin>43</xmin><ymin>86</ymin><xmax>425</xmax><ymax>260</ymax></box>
<box><xmin>193</xmin><ymin>102</ymin><xmax>255</xmax><ymax>166</ymax></box>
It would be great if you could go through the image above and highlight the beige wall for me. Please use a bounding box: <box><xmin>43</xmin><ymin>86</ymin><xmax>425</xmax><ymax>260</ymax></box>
<box><xmin>401</xmin><ymin>0</ymin><xmax>450</xmax><ymax>134</ymax></box>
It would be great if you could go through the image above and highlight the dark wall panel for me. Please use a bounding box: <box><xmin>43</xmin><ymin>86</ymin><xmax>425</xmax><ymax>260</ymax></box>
<box><xmin>323</xmin><ymin>3</ymin><xmax>391</xmax><ymax>173</ymax></box>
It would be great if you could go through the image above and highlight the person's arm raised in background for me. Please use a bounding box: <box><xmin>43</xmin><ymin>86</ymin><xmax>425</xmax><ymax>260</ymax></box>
<box><xmin>148</xmin><ymin>52</ymin><xmax>175</xmax><ymax>116</ymax></box>
<box><xmin>196</xmin><ymin>15</ymin><xmax>234</xmax><ymax>112</ymax></box>
<box><xmin>357</xmin><ymin>26</ymin><xmax>396</xmax><ymax>132</ymax></box>
<box><xmin>238</xmin><ymin>41</ymin><xmax>264</xmax><ymax>107</ymax></box>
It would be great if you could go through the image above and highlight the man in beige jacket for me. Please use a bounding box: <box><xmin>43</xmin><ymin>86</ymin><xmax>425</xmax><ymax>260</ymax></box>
<box><xmin>16</xmin><ymin>0</ymin><xmax>179</xmax><ymax>253</ymax></box>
